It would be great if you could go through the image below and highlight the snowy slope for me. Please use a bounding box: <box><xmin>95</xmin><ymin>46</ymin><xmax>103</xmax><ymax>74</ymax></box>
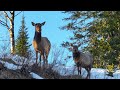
<box><xmin>0</xmin><ymin>56</ymin><xmax>43</xmax><ymax>79</ymax></box>
<box><xmin>5</xmin><ymin>54</ymin><xmax>36</xmax><ymax>66</ymax></box>
<box><xmin>1</xmin><ymin>54</ymin><xmax>120</xmax><ymax>79</ymax></box>
<box><xmin>53</xmin><ymin>65</ymin><xmax>120</xmax><ymax>79</ymax></box>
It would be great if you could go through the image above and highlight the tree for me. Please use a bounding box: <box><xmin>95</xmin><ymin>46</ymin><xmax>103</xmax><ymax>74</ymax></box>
<box><xmin>15</xmin><ymin>15</ymin><xmax>31</xmax><ymax>58</ymax></box>
<box><xmin>61</xmin><ymin>11</ymin><xmax>120</xmax><ymax>66</ymax></box>
<box><xmin>0</xmin><ymin>11</ymin><xmax>22</xmax><ymax>54</ymax></box>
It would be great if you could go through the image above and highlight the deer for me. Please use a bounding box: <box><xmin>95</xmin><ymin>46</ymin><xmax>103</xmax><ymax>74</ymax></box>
<box><xmin>31</xmin><ymin>21</ymin><xmax>51</xmax><ymax>67</ymax></box>
<box><xmin>70</xmin><ymin>44</ymin><xmax>93</xmax><ymax>79</ymax></box>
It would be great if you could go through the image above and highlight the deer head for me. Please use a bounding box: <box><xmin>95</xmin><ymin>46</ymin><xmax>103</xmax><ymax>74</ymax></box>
<box><xmin>70</xmin><ymin>43</ymin><xmax>81</xmax><ymax>53</ymax></box>
<box><xmin>31</xmin><ymin>21</ymin><xmax>46</xmax><ymax>33</ymax></box>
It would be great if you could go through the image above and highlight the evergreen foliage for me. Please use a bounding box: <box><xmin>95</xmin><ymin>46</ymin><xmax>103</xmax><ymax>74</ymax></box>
<box><xmin>61</xmin><ymin>11</ymin><xmax>120</xmax><ymax>67</ymax></box>
<box><xmin>15</xmin><ymin>15</ymin><xmax>31</xmax><ymax>58</ymax></box>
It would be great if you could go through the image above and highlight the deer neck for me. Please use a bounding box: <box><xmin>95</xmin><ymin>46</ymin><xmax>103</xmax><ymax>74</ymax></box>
<box><xmin>73</xmin><ymin>51</ymin><xmax>80</xmax><ymax>59</ymax></box>
<box><xmin>34</xmin><ymin>31</ymin><xmax>42</xmax><ymax>43</ymax></box>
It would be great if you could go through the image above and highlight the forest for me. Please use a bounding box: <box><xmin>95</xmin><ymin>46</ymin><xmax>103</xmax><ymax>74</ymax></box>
<box><xmin>0</xmin><ymin>11</ymin><xmax>120</xmax><ymax>79</ymax></box>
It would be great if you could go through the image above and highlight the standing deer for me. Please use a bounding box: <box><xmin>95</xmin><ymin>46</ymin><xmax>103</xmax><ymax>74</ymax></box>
<box><xmin>31</xmin><ymin>21</ymin><xmax>51</xmax><ymax>67</ymax></box>
<box><xmin>70</xmin><ymin>44</ymin><xmax>93</xmax><ymax>79</ymax></box>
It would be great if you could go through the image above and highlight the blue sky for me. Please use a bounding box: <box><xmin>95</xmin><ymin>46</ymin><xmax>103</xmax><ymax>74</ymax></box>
<box><xmin>14</xmin><ymin>11</ymin><xmax>72</xmax><ymax>47</ymax></box>
<box><xmin>0</xmin><ymin>11</ymin><xmax>74</xmax><ymax>66</ymax></box>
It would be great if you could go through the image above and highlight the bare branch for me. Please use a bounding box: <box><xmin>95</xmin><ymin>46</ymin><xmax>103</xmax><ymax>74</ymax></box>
<box><xmin>3</xmin><ymin>11</ymin><xmax>11</xmax><ymax>21</ymax></box>
<box><xmin>15</xmin><ymin>11</ymin><xmax>22</xmax><ymax>17</ymax></box>
<box><xmin>0</xmin><ymin>19</ymin><xmax>6</xmax><ymax>26</ymax></box>
<box><xmin>0</xmin><ymin>12</ymin><xmax>10</xmax><ymax>30</ymax></box>
<box><xmin>0</xmin><ymin>12</ymin><xmax>9</xmax><ymax>27</ymax></box>
<box><xmin>9</xmin><ymin>11</ymin><xmax>14</xmax><ymax>15</ymax></box>
<box><xmin>0</xmin><ymin>19</ymin><xmax>10</xmax><ymax>30</ymax></box>
<box><xmin>9</xmin><ymin>11</ymin><xmax>13</xmax><ymax>14</ymax></box>
<box><xmin>0</xmin><ymin>14</ymin><xmax>6</xmax><ymax>21</ymax></box>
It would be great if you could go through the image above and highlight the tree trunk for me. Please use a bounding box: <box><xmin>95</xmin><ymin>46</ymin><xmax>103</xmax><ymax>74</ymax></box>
<box><xmin>0</xmin><ymin>11</ymin><xmax>15</xmax><ymax>54</ymax></box>
<box><xmin>9</xmin><ymin>30</ymin><xmax>15</xmax><ymax>54</ymax></box>
<box><xmin>9</xmin><ymin>11</ymin><xmax>15</xmax><ymax>54</ymax></box>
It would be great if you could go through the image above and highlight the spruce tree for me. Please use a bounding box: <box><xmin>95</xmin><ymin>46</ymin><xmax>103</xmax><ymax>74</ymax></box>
<box><xmin>15</xmin><ymin>15</ymin><xmax>31</xmax><ymax>58</ymax></box>
<box><xmin>61</xmin><ymin>11</ymin><xmax>120</xmax><ymax>66</ymax></box>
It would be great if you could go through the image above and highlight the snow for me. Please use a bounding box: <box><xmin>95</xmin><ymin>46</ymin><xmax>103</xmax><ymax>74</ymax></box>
<box><xmin>5</xmin><ymin>54</ymin><xmax>35</xmax><ymax>66</ymax></box>
<box><xmin>53</xmin><ymin>65</ymin><xmax>120</xmax><ymax>79</ymax></box>
<box><xmin>1</xmin><ymin>54</ymin><xmax>120</xmax><ymax>79</ymax></box>
<box><xmin>3</xmin><ymin>62</ymin><xmax>21</xmax><ymax>70</ymax></box>
<box><xmin>0</xmin><ymin>57</ymin><xmax>44</xmax><ymax>79</ymax></box>
<box><xmin>0</xmin><ymin>60</ymin><xmax>22</xmax><ymax>70</ymax></box>
<box><xmin>30</xmin><ymin>72</ymin><xmax>43</xmax><ymax>79</ymax></box>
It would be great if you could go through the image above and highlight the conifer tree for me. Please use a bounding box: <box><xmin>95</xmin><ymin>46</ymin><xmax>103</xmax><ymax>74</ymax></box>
<box><xmin>15</xmin><ymin>15</ymin><xmax>31</xmax><ymax>58</ymax></box>
<box><xmin>61</xmin><ymin>11</ymin><xmax>120</xmax><ymax>66</ymax></box>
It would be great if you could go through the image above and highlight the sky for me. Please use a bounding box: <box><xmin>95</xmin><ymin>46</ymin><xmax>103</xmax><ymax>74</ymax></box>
<box><xmin>0</xmin><ymin>11</ymin><xmax>74</xmax><ymax>66</ymax></box>
<box><xmin>14</xmin><ymin>11</ymin><xmax>72</xmax><ymax>46</ymax></box>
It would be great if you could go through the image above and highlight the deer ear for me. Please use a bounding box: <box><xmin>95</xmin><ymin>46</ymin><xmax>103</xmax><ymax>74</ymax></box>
<box><xmin>31</xmin><ymin>22</ymin><xmax>35</xmax><ymax>26</ymax></box>
<box><xmin>41</xmin><ymin>21</ymin><xmax>46</xmax><ymax>26</ymax></box>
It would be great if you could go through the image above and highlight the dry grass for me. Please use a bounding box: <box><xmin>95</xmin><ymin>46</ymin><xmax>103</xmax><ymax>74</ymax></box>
<box><xmin>29</xmin><ymin>44</ymin><xmax>82</xmax><ymax>79</ymax></box>
<box><xmin>30</xmin><ymin>64</ymin><xmax>60</xmax><ymax>79</ymax></box>
<box><xmin>30</xmin><ymin>63</ymin><xmax>82</xmax><ymax>79</ymax></box>
<box><xmin>0</xmin><ymin>69</ymin><xmax>31</xmax><ymax>79</ymax></box>
<box><xmin>0</xmin><ymin>42</ymin><xmax>83</xmax><ymax>79</ymax></box>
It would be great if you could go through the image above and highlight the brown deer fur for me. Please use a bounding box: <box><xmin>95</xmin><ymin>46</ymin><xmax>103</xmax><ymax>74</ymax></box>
<box><xmin>32</xmin><ymin>21</ymin><xmax>51</xmax><ymax>67</ymax></box>
<box><xmin>71</xmin><ymin>44</ymin><xmax>93</xmax><ymax>79</ymax></box>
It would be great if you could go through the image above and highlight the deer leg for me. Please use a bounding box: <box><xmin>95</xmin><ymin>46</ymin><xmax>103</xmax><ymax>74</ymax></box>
<box><xmin>46</xmin><ymin>59</ymin><xmax>48</xmax><ymax>67</ymax></box>
<box><xmin>77</xmin><ymin>62</ymin><xmax>80</xmax><ymax>75</ymax></box>
<box><xmin>87</xmin><ymin>70</ymin><xmax>90</xmax><ymax>79</ymax></box>
<box><xmin>42</xmin><ymin>53</ymin><xmax>45</xmax><ymax>68</ymax></box>
<box><xmin>36</xmin><ymin>51</ymin><xmax>38</xmax><ymax>64</ymax></box>
<box><xmin>44</xmin><ymin>51</ymin><xmax>47</xmax><ymax>65</ymax></box>
<box><xmin>39</xmin><ymin>54</ymin><xmax>41</xmax><ymax>67</ymax></box>
<box><xmin>88</xmin><ymin>67</ymin><xmax>91</xmax><ymax>79</ymax></box>
<box><xmin>77</xmin><ymin>66</ymin><xmax>80</xmax><ymax>75</ymax></box>
<box><xmin>45</xmin><ymin>54</ymin><xmax>48</xmax><ymax>67</ymax></box>
<box><xmin>80</xmin><ymin>66</ymin><xmax>81</xmax><ymax>75</ymax></box>
<box><xmin>86</xmin><ymin>68</ymin><xmax>90</xmax><ymax>79</ymax></box>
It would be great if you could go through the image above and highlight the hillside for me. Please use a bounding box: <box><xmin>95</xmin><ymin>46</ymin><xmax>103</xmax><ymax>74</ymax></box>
<box><xmin>0</xmin><ymin>55</ymin><xmax>82</xmax><ymax>79</ymax></box>
<box><xmin>0</xmin><ymin>63</ymin><xmax>32</xmax><ymax>79</ymax></box>
<box><xmin>0</xmin><ymin>56</ymin><xmax>43</xmax><ymax>79</ymax></box>
<box><xmin>0</xmin><ymin>54</ymin><xmax>120</xmax><ymax>79</ymax></box>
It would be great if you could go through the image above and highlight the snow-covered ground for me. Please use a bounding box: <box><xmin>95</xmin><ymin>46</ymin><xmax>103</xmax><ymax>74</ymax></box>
<box><xmin>0</xmin><ymin>55</ymin><xmax>43</xmax><ymax>79</ymax></box>
<box><xmin>53</xmin><ymin>65</ymin><xmax>120</xmax><ymax>79</ymax></box>
<box><xmin>0</xmin><ymin>60</ymin><xmax>22</xmax><ymax>70</ymax></box>
<box><xmin>1</xmin><ymin>54</ymin><xmax>120</xmax><ymax>79</ymax></box>
<box><xmin>5</xmin><ymin>54</ymin><xmax>36</xmax><ymax>66</ymax></box>
<box><xmin>30</xmin><ymin>72</ymin><xmax>43</xmax><ymax>79</ymax></box>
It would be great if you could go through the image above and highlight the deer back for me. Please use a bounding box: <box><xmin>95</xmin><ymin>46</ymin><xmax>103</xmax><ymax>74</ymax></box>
<box><xmin>79</xmin><ymin>52</ymin><xmax>93</xmax><ymax>67</ymax></box>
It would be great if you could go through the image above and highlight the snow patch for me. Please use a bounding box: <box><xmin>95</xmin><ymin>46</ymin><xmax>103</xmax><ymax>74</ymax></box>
<box><xmin>0</xmin><ymin>60</ymin><xmax>22</xmax><ymax>70</ymax></box>
<box><xmin>53</xmin><ymin>65</ymin><xmax>120</xmax><ymax>79</ymax></box>
<box><xmin>30</xmin><ymin>72</ymin><xmax>43</xmax><ymax>79</ymax></box>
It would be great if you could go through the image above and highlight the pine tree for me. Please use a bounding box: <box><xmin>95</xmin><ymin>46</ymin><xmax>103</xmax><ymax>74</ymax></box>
<box><xmin>61</xmin><ymin>11</ymin><xmax>120</xmax><ymax>66</ymax></box>
<box><xmin>15</xmin><ymin>15</ymin><xmax>31</xmax><ymax>58</ymax></box>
